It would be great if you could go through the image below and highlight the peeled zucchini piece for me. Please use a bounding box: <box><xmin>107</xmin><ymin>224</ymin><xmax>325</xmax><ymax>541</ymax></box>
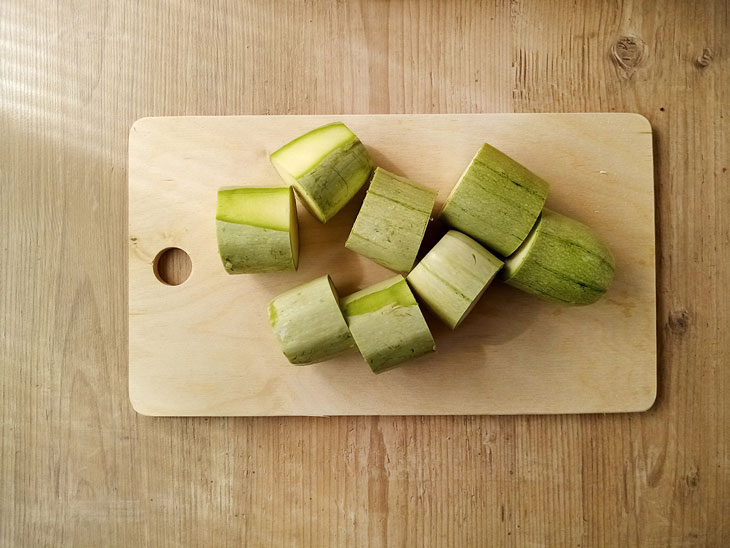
<box><xmin>439</xmin><ymin>143</ymin><xmax>549</xmax><ymax>256</ymax></box>
<box><xmin>268</xmin><ymin>275</ymin><xmax>355</xmax><ymax>365</ymax></box>
<box><xmin>503</xmin><ymin>209</ymin><xmax>615</xmax><ymax>304</ymax></box>
<box><xmin>216</xmin><ymin>187</ymin><xmax>298</xmax><ymax>274</ymax></box>
<box><xmin>346</xmin><ymin>167</ymin><xmax>437</xmax><ymax>272</ymax></box>
<box><xmin>270</xmin><ymin>122</ymin><xmax>373</xmax><ymax>223</ymax></box>
<box><xmin>407</xmin><ymin>230</ymin><xmax>503</xmax><ymax>329</ymax></box>
<box><xmin>341</xmin><ymin>276</ymin><xmax>435</xmax><ymax>374</ymax></box>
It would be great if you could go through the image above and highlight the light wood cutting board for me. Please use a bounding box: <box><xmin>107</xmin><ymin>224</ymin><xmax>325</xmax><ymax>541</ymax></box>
<box><xmin>128</xmin><ymin>114</ymin><xmax>656</xmax><ymax>416</ymax></box>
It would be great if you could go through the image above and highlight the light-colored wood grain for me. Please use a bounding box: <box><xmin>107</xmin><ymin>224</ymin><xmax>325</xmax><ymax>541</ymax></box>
<box><xmin>2</xmin><ymin>0</ymin><xmax>729</xmax><ymax>546</ymax></box>
<box><xmin>129</xmin><ymin>113</ymin><xmax>656</xmax><ymax>416</ymax></box>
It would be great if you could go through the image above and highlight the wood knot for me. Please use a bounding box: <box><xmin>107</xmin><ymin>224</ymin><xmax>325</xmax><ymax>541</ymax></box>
<box><xmin>667</xmin><ymin>309</ymin><xmax>690</xmax><ymax>334</ymax></box>
<box><xmin>695</xmin><ymin>48</ymin><xmax>713</xmax><ymax>68</ymax></box>
<box><xmin>611</xmin><ymin>35</ymin><xmax>647</xmax><ymax>79</ymax></box>
<box><xmin>679</xmin><ymin>466</ymin><xmax>701</xmax><ymax>499</ymax></box>
<box><xmin>684</xmin><ymin>467</ymin><xmax>700</xmax><ymax>489</ymax></box>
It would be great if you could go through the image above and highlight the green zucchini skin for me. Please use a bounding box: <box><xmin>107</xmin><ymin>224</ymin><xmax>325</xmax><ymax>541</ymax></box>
<box><xmin>407</xmin><ymin>230</ymin><xmax>503</xmax><ymax>329</ymax></box>
<box><xmin>341</xmin><ymin>276</ymin><xmax>435</xmax><ymax>374</ymax></box>
<box><xmin>346</xmin><ymin>167</ymin><xmax>437</xmax><ymax>272</ymax></box>
<box><xmin>439</xmin><ymin>143</ymin><xmax>549</xmax><ymax>257</ymax></box>
<box><xmin>268</xmin><ymin>275</ymin><xmax>355</xmax><ymax>365</ymax></box>
<box><xmin>503</xmin><ymin>209</ymin><xmax>615</xmax><ymax>305</ymax></box>
<box><xmin>217</xmin><ymin>221</ymin><xmax>296</xmax><ymax>274</ymax></box>
<box><xmin>270</xmin><ymin>123</ymin><xmax>373</xmax><ymax>223</ymax></box>
<box><xmin>292</xmin><ymin>140</ymin><xmax>372</xmax><ymax>223</ymax></box>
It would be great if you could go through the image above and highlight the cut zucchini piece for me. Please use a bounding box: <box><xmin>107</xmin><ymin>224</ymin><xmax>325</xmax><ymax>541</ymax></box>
<box><xmin>503</xmin><ymin>208</ymin><xmax>615</xmax><ymax>304</ymax></box>
<box><xmin>341</xmin><ymin>275</ymin><xmax>435</xmax><ymax>374</ymax></box>
<box><xmin>270</xmin><ymin>122</ymin><xmax>373</xmax><ymax>223</ymax></box>
<box><xmin>345</xmin><ymin>167</ymin><xmax>437</xmax><ymax>272</ymax></box>
<box><xmin>407</xmin><ymin>230</ymin><xmax>503</xmax><ymax>329</ymax></box>
<box><xmin>439</xmin><ymin>143</ymin><xmax>549</xmax><ymax>256</ymax></box>
<box><xmin>216</xmin><ymin>187</ymin><xmax>298</xmax><ymax>274</ymax></box>
<box><xmin>268</xmin><ymin>275</ymin><xmax>355</xmax><ymax>365</ymax></box>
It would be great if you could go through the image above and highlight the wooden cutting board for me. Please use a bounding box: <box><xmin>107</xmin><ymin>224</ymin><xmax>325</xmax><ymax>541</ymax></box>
<box><xmin>128</xmin><ymin>114</ymin><xmax>656</xmax><ymax>416</ymax></box>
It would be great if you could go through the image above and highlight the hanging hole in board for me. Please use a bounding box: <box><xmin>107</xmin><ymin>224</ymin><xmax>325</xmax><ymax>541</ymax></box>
<box><xmin>153</xmin><ymin>247</ymin><xmax>192</xmax><ymax>285</ymax></box>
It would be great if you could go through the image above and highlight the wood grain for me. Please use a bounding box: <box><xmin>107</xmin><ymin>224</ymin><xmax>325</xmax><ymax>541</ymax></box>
<box><xmin>129</xmin><ymin>113</ymin><xmax>656</xmax><ymax>416</ymax></box>
<box><xmin>2</xmin><ymin>0</ymin><xmax>728</xmax><ymax>546</ymax></box>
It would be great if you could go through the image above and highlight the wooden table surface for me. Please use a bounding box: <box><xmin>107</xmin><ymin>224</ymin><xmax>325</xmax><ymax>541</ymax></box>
<box><xmin>2</xmin><ymin>1</ymin><xmax>728</xmax><ymax>546</ymax></box>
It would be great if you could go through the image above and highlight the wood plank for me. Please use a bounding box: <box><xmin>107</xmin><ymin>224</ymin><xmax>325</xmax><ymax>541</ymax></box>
<box><xmin>2</xmin><ymin>0</ymin><xmax>728</xmax><ymax>546</ymax></box>
<box><xmin>129</xmin><ymin>113</ymin><xmax>656</xmax><ymax>416</ymax></box>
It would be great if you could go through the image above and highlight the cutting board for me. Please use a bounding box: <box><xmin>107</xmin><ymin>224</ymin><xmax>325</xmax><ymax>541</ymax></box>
<box><xmin>128</xmin><ymin>114</ymin><xmax>656</xmax><ymax>416</ymax></box>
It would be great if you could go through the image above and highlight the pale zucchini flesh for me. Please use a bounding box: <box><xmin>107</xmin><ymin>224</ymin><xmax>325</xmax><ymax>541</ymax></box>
<box><xmin>268</xmin><ymin>275</ymin><xmax>355</xmax><ymax>365</ymax></box>
<box><xmin>503</xmin><ymin>208</ymin><xmax>615</xmax><ymax>304</ymax></box>
<box><xmin>217</xmin><ymin>187</ymin><xmax>292</xmax><ymax>230</ymax></box>
<box><xmin>216</xmin><ymin>187</ymin><xmax>298</xmax><ymax>274</ymax></box>
<box><xmin>346</xmin><ymin>167</ymin><xmax>437</xmax><ymax>272</ymax></box>
<box><xmin>270</xmin><ymin>122</ymin><xmax>373</xmax><ymax>223</ymax></box>
<box><xmin>341</xmin><ymin>276</ymin><xmax>435</xmax><ymax>374</ymax></box>
<box><xmin>269</xmin><ymin>123</ymin><xmax>356</xmax><ymax>177</ymax></box>
<box><xmin>407</xmin><ymin>230</ymin><xmax>503</xmax><ymax>329</ymax></box>
<box><xmin>439</xmin><ymin>143</ymin><xmax>549</xmax><ymax>257</ymax></box>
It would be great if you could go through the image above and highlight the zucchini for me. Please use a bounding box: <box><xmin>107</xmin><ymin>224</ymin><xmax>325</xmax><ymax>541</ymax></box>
<box><xmin>440</xmin><ymin>143</ymin><xmax>549</xmax><ymax>256</ymax></box>
<box><xmin>407</xmin><ymin>230</ymin><xmax>503</xmax><ymax>328</ymax></box>
<box><xmin>346</xmin><ymin>167</ymin><xmax>437</xmax><ymax>272</ymax></box>
<box><xmin>268</xmin><ymin>275</ymin><xmax>355</xmax><ymax>364</ymax></box>
<box><xmin>503</xmin><ymin>208</ymin><xmax>615</xmax><ymax>304</ymax></box>
<box><xmin>216</xmin><ymin>187</ymin><xmax>298</xmax><ymax>273</ymax></box>
<box><xmin>341</xmin><ymin>276</ymin><xmax>435</xmax><ymax>373</ymax></box>
<box><xmin>270</xmin><ymin>122</ymin><xmax>373</xmax><ymax>223</ymax></box>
